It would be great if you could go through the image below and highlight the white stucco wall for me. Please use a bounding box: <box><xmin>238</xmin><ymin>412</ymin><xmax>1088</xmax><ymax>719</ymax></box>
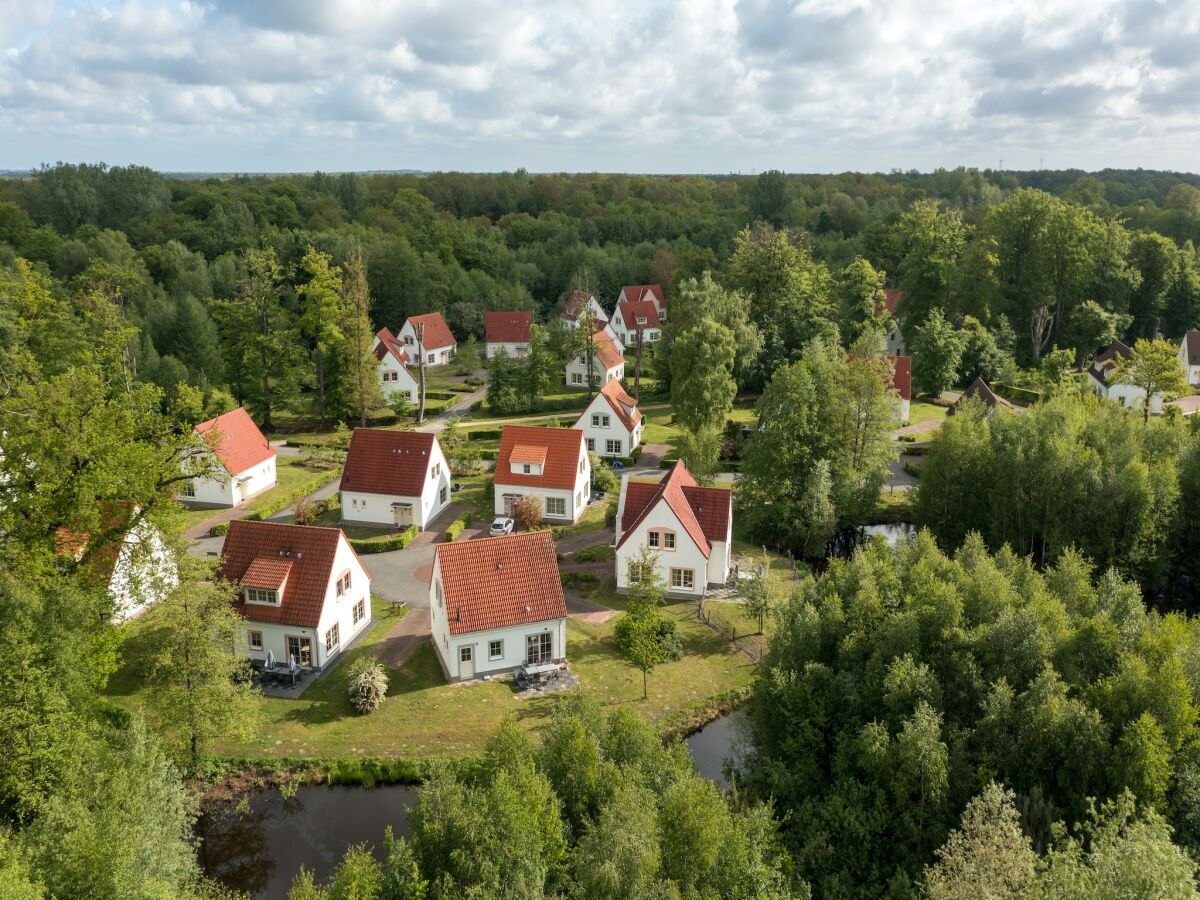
<box><xmin>240</xmin><ymin>535</ymin><xmax>372</xmax><ymax>669</ymax></box>
<box><xmin>485</xmin><ymin>341</ymin><xmax>529</xmax><ymax>360</ymax></box>
<box><xmin>615</xmin><ymin>499</ymin><xmax>709</xmax><ymax>597</ymax></box>
<box><xmin>565</xmin><ymin>356</ymin><xmax>624</xmax><ymax>389</ymax></box>
<box><xmin>340</xmin><ymin>444</ymin><xmax>451</xmax><ymax>528</ymax></box>
<box><xmin>379</xmin><ymin>353</ymin><xmax>418</xmax><ymax>401</ymax></box>
<box><xmin>186</xmin><ymin>455</ymin><xmax>277</xmax><ymax>508</ymax></box>
<box><xmin>1090</xmin><ymin>374</ymin><xmax>1164</xmax><ymax>414</ymax></box>
<box><xmin>109</xmin><ymin>520</ymin><xmax>179</xmax><ymax>622</ymax></box>
<box><xmin>575</xmin><ymin>394</ymin><xmax>642</xmax><ymax>457</ymax></box>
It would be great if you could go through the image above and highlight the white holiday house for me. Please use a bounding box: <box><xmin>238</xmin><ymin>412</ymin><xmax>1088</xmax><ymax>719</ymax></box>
<box><xmin>340</xmin><ymin>428</ymin><xmax>451</xmax><ymax>529</ymax></box>
<box><xmin>1180</xmin><ymin>330</ymin><xmax>1200</xmax><ymax>387</ymax></box>
<box><xmin>611</xmin><ymin>298</ymin><xmax>662</xmax><ymax>346</ymax></box>
<box><xmin>57</xmin><ymin>514</ymin><xmax>178</xmax><ymax>623</ymax></box>
<box><xmin>219</xmin><ymin>520</ymin><xmax>372</xmax><ymax>671</ymax></box>
<box><xmin>485</xmin><ymin>311</ymin><xmax>533</xmax><ymax>360</ymax></box>
<box><xmin>575</xmin><ymin>379</ymin><xmax>643</xmax><ymax>458</ymax></box>
<box><xmin>1088</xmin><ymin>340</ymin><xmax>1163</xmax><ymax>415</ymax></box>
<box><xmin>566</xmin><ymin>330</ymin><xmax>625</xmax><ymax>389</ymax></box>
<box><xmin>183</xmin><ymin>407</ymin><xmax>277</xmax><ymax>508</ymax></box>
<box><xmin>614</xmin><ymin>460</ymin><xmax>733</xmax><ymax>598</ymax></box>
<box><xmin>398</xmin><ymin>312</ymin><xmax>457</xmax><ymax>367</ymax></box>
<box><xmin>494</xmin><ymin>425</ymin><xmax>591</xmax><ymax>524</ymax></box>
<box><xmin>429</xmin><ymin>530</ymin><xmax>567</xmax><ymax>682</ymax></box>
<box><xmin>882</xmin><ymin>288</ymin><xmax>907</xmax><ymax>356</ymax></box>
<box><xmin>373</xmin><ymin>327</ymin><xmax>420</xmax><ymax>402</ymax></box>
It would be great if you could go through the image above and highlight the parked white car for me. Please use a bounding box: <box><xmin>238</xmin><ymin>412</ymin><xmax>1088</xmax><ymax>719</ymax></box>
<box><xmin>489</xmin><ymin>516</ymin><xmax>515</xmax><ymax>537</ymax></box>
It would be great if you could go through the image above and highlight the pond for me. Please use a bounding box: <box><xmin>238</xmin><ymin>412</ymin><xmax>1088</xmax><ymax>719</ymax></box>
<box><xmin>824</xmin><ymin>522</ymin><xmax>914</xmax><ymax>559</ymax></box>
<box><xmin>197</xmin><ymin>783</ymin><xmax>417</xmax><ymax>899</ymax></box>
<box><xmin>684</xmin><ymin>708</ymin><xmax>749</xmax><ymax>790</ymax></box>
<box><xmin>201</xmin><ymin>710</ymin><xmax>754</xmax><ymax>898</ymax></box>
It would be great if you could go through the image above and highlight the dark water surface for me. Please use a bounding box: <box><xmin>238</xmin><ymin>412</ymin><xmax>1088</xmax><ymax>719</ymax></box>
<box><xmin>197</xmin><ymin>784</ymin><xmax>416</xmax><ymax>899</ymax></box>
<box><xmin>684</xmin><ymin>708</ymin><xmax>749</xmax><ymax>789</ymax></box>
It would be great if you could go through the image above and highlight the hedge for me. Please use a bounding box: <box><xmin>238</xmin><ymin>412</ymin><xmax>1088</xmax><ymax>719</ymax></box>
<box><xmin>444</xmin><ymin>512</ymin><xmax>474</xmax><ymax>542</ymax></box>
<box><xmin>560</xmin><ymin>571</ymin><xmax>599</xmax><ymax>587</ymax></box>
<box><xmin>576</xmin><ymin>544</ymin><xmax>615</xmax><ymax>562</ymax></box>
<box><xmin>209</xmin><ymin>521</ymin><xmax>229</xmax><ymax>536</ymax></box>
<box><xmin>903</xmin><ymin>461</ymin><xmax>922</xmax><ymax>479</ymax></box>
<box><xmin>350</xmin><ymin>525</ymin><xmax>419</xmax><ymax>554</ymax></box>
<box><xmin>993</xmin><ymin>382</ymin><xmax>1042</xmax><ymax>406</ymax></box>
<box><xmin>243</xmin><ymin>468</ymin><xmax>342</xmax><ymax>521</ymax></box>
<box><xmin>466</xmin><ymin>428</ymin><xmax>502</xmax><ymax>441</ymax></box>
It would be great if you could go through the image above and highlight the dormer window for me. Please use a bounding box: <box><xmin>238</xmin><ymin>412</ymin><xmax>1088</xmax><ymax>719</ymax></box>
<box><xmin>523</xmin><ymin>463</ymin><xmax>531</xmax><ymax>474</ymax></box>
<box><xmin>245</xmin><ymin>587</ymin><xmax>279</xmax><ymax>605</ymax></box>
<box><xmin>636</xmin><ymin>316</ymin><xmax>647</xmax><ymax>325</ymax></box>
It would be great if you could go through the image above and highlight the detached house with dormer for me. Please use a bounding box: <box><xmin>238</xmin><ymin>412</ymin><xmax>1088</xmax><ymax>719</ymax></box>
<box><xmin>566</xmin><ymin>331</ymin><xmax>625</xmax><ymax>389</ymax></box>
<box><xmin>559</xmin><ymin>290</ymin><xmax>608</xmax><ymax>332</ymax></box>
<box><xmin>373</xmin><ymin>327</ymin><xmax>420</xmax><ymax>402</ymax></box>
<box><xmin>398</xmin><ymin>312</ymin><xmax>456</xmax><ymax>367</ymax></box>
<box><xmin>575</xmin><ymin>379</ymin><xmax>643</xmax><ymax>458</ymax></box>
<box><xmin>494</xmin><ymin>425</ymin><xmax>591</xmax><ymax>524</ymax></box>
<box><xmin>340</xmin><ymin>428</ymin><xmax>451</xmax><ymax>529</ymax></box>
<box><xmin>183</xmin><ymin>407</ymin><xmax>277</xmax><ymax>508</ymax></box>
<box><xmin>429</xmin><ymin>530</ymin><xmax>567</xmax><ymax>681</ymax></box>
<box><xmin>485</xmin><ymin>311</ymin><xmax>533</xmax><ymax>360</ymax></box>
<box><xmin>614</xmin><ymin>460</ymin><xmax>733</xmax><ymax>598</ymax></box>
<box><xmin>611</xmin><ymin>299</ymin><xmax>661</xmax><ymax>346</ymax></box>
<box><xmin>219</xmin><ymin>520</ymin><xmax>372</xmax><ymax>670</ymax></box>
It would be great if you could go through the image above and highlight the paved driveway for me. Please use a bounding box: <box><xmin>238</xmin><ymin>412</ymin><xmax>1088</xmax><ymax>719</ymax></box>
<box><xmin>360</xmin><ymin>542</ymin><xmax>435</xmax><ymax>607</ymax></box>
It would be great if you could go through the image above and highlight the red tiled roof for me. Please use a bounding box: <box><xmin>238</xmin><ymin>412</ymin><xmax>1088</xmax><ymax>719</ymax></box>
<box><xmin>495</xmin><ymin>425</ymin><xmax>585</xmax><ymax>491</ymax></box>
<box><xmin>888</xmin><ymin>355</ymin><xmax>912</xmax><ymax>401</ymax></box>
<box><xmin>195</xmin><ymin>407</ymin><xmax>275</xmax><ymax>477</ymax></box>
<box><xmin>949</xmin><ymin>378</ymin><xmax>1015</xmax><ymax>414</ymax></box>
<box><xmin>341</xmin><ymin>428</ymin><xmax>438</xmax><ymax>498</ymax></box>
<box><xmin>620</xmin><ymin>284</ymin><xmax>665</xmax><ymax>305</ymax></box>
<box><xmin>615</xmin><ymin>460</ymin><xmax>731</xmax><ymax>558</ymax></box>
<box><xmin>485</xmin><ymin>311</ymin><xmax>532</xmax><ymax>344</ymax></box>
<box><xmin>220</xmin><ymin>521</ymin><xmax>355</xmax><ymax>628</ymax></box>
<box><xmin>591</xmin><ymin>331</ymin><xmax>624</xmax><ymax>370</ymax></box>
<box><xmin>620</xmin><ymin>482</ymin><xmax>660</xmax><ymax>532</ymax></box>
<box><xmin>882</xmin><ymin>288</ymin><xmax>907</xmax><ymax>316</ymax></box>
<box><xmin>436</xmin><ymin>531</ymin><xmax>566</xmax><ymax>635</ymax></box>
<box><xmin>1184</xmin><ymin>330</ymin><xmax>1200</xmax><ymax>366</ymax></box>
<box><xmin>562</xmin><ymin>290</ymin><xmax>605</xmax><ymax>323</ymax></box>
<box><xmin>510</xmin><ymin>444</ymin><xmax>548</xmax><ymax>466</ymax></box>
<box><xmin>374</xmin><ymin>328</ymin><xmax>410</xmax><ymax>366</ymax></box>
<box><xmin>616</xmin><ymin>299</ymin><xmax>661</xmax><ymax>330</ymax></box>
<box><xmin>404</xmin><ymin>312</ymin><xmax>456</xmax><ymax>351</ymax></box>
<box><xmin>242</xmin><ymin>557</ymin><xmax>293</xmax><ymax>590</ymax></box>
<box><xmin>596</xmin><ymin>379</ymin><xmax>641</xmax><ymax>432</ymax></box>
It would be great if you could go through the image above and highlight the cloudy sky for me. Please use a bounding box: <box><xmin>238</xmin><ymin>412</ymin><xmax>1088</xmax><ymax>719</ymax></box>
<box><xmin>2</xmin><ymin>0</ymin><xmax>1198</xmax><ymax>174</ymax></box>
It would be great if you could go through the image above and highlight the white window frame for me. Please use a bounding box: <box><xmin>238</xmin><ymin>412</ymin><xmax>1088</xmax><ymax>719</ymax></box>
<box><xmin>586</xmin><ymin>438</ymin><xmax>595</xmax><ymax>451</ymax></box>
<box><xmin>182</xmin><ymin>482</ymin><xmax>195</xmax><ymax>498</ymax></box>
<box><xmin>670</xmin><ymin>568</ymin><xmax>694</xmax><ymax>590</ymax></box>
<box><xmin>664</xmin><ymin>531</ymin><xmax>676</xmax><ymax>550</ymax></box>
<box><xmin>526</xmin><ymin>632</ymin><xmax>553</xmax><ymax>665</ymax></box>
<box><xmin>545</xmin><ymin>496</ymin><xmax>566</xmax><ymax>517</ymax></box>
<box><xmin>572</xmin><ymin>372</ymin><xmax>583</xmax><ymax>385</ymax></box>
<box><xmin>489</xmin><ymin>639</ymin><xmax>503</xmax><ymax>660</ymax></box>
<box><xmin>605</xmin><ymin>439</ymin><xmax>622</xmax><ymax>455</ymax></box>
<box><xmin>248</xmin><ymin>629</ymin><xmax>263</xmax><ymax>651</ymax></box>
<box><xmin>648</xmin><ymin>530</ymin><xmax>660</xmax><ymax>548</ymax></box>
<box><xmin>325</xmin><ymin>623</ymin><xmax>340</xmax><ymax>653</ymax></box>
<box><xmin>245</xmin><ymin>587</ymin><xmax>279</xmax><ymax>606</ymax></box>
<box><xmin>352</xmin><ymin>598</ymin><xmax>365</xmax><ymax>625</ymax></box>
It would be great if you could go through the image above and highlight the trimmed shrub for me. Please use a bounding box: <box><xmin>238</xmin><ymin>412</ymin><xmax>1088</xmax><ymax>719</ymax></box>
<box><xmin>347</xmin><ymin>657</ymin><xmax>388</xmax><ymax>715</ymax></box>
<box><xmin>244</xmin><ymin>468</ymin><xmax>341</xmax><ymax>521</ymax></box>
<box><xmin>561</xmin><ymin>571</ymin><xmax>599</xmax><ymax>588</ymax></box>
<box><xmin>576</xmin><ymin>544</ymin><xmax>615</xmax><ymax>563</ymax></box>
<box><xmin>444</xmin><ymin>512</ymin><xmax>474</xmax><ymax>542</ymax></box>
<box><xmin>350</xmin><ymin>524</ymin><xmax>419</xmax><ymax>554</ymax></box>
<box><xmin>209</xmin><ymin>521</ymin><xmax>229</xmax><ymax>536</ymax></box>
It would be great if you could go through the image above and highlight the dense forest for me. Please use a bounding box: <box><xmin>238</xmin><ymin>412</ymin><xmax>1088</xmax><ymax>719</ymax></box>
<box><xmin>4</xmin><ymin>163</ymin><xmax>1200</xmax><ymax>425</ymax></box>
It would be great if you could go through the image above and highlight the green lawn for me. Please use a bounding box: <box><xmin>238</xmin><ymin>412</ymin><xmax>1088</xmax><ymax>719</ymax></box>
<box><xmin>906</xmin><ymin>400</ymin><xmax>948</xmax><ymax>427</ymax></box>
<box><xmin>108</xmin><ymin>576</ymin><xmax>755</xmax><ymax>760</ymax></box>
<box><xmin>243</xmin><ymin>457</ymin><xmax>336</xmax><ymax>517</ymax></box>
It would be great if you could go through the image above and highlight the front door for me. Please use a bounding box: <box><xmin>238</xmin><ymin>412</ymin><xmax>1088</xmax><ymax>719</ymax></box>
<box><xmin>459</xmin><ymin>645</ymin><xmax>474</xmax><ymax>678</ymax></box>
<box><xmin>503</xmin><ymin>494</ymin><xmax>518</xmax><ymax>516</ymax></box>
<box><xmin>286</xmin><ymin>635</ymin><xmax>313</xmax><ymax>667</ymax></box>
<box><xmin>393</xmin><ymin>503</ymin><xmax>413</xmax><ymax>527</ymax></box>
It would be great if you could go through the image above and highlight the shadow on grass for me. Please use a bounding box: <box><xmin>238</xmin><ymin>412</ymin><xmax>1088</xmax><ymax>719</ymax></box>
<box><xmin>107</xmin><ymin>621</ymin><xmax>174</xmax><ymax>696</ymax></box>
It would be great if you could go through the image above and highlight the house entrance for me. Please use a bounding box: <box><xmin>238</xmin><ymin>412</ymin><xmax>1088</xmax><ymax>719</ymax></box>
<box><xmin>502</xmin><ymin>494</ymin><xmax>520</xmax><ymax>516</ymax></box>
<box><xmin>286</xmin><ymin>635</ymin><xmax>313</xmax><ymax>667</ymax></box>
<box><xmin>393</xmin><ymin>502</ymin><xmax>414</xmax><ymax>527</ymax></box>
<box><xmin>459</xmin><ymin>645</ymin><xmax>474</xmax><ymax>678</ymax></box>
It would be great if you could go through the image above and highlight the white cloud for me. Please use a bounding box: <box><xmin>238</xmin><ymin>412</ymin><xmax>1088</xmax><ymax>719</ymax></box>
<box><xmin>0</xmin><ymin>0</ymin><xmax>1198</xmax><ymax>172</ymax></box>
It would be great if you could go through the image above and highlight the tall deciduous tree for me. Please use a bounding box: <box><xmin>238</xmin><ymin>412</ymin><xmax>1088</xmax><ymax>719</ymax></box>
<box><xmin>296</xmin><ymin>246</ymin><xmax>346</xmax><ymax>428</ymax></box>
<box><xmin>656</xmin><ymin>272</ymin><xmax>761</xmax><ymax>391</ymax></box>
<box><xmin>213</xmin><ymin>247</ymin><xmax>300</xmax><ymax>431</ymax></box>
<box><xmin>145</xmin><ymin>574</ymin><xmax>261</xmax><ymax>770</ymax></box>
<box><xmin>670</xmin><ymin>318</ymin><xmax>736</xmax><ymax>435</ymax></box>
<box><xmin>912</xmin><ymin>308</ymin><xmax>966</xmax><ymax>396</ymax></box>
<box><xmin>896</xmin><ymin>199</ymin><xmax>966</xmax><ymax>325</ymax></box>
<box><xmin>341</xmin><ymin>246</ymin><xmax>383</xmax><ymax>427</ymax></box>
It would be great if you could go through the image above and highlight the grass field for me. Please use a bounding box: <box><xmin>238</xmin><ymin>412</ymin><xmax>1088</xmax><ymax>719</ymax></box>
<box><xmin>906</xmin><ymin>399</ymin><xmax>949</xmax><ymax>427</ymax></box>
<box><xmin>174</xmin><ymin>457</ymin><xmax>335</xmax><ymax>535</ymax></box>
<box><xmin>107</xmin><ymin>576</ymin><xmax>755</xmax><ymax>760</ymax></box>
